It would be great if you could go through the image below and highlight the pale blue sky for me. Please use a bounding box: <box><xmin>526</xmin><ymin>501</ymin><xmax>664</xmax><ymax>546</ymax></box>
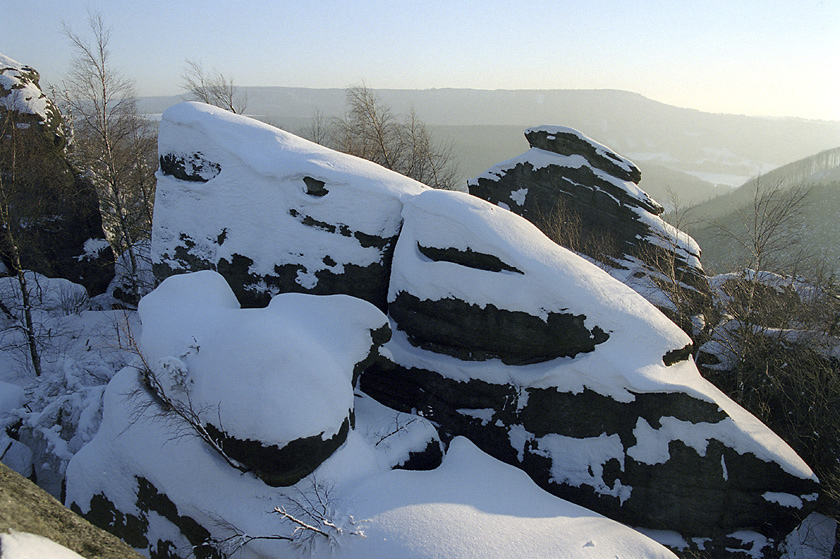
<box><xmin>3</xmin><ymin>0</ymin><xmax>838</xmax><ymax>120</ymax></box>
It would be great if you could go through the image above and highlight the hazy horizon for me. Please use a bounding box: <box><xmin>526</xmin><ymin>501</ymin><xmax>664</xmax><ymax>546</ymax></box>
<box><xmin>138</xmin><ymin>84</ymin><xmax>839</xmax><ymax>123</ymax></box>
<box><xmin>3</xmin><ymin>1</ymin><xmax>839</xmax><ymax>121</ymax></box>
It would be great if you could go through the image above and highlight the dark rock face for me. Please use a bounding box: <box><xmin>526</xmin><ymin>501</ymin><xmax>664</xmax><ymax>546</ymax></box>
<box><xmin>467</xmin><ymin>126</ymin><xmax>709</xmax><ymax>332</ymax></box>
<box><xmin>302</xmin><ymin>175</ymin><xmax>328</xmax><ymax>196</ymax></box>
<box><xmin>393</xmin><ymin>439</ymin><xmax>445</xmax><ymax>471</ymax></box>
<box><xmin>389</xmin><ymin>291</ymin><xmax>608</xmax><ymax>365</ymax></box>
<box><xmin>159</xmin><ymin>152</ymin><xmax>221</xmax><ymax>182</ymax></box>
<box><xmin>72</xmin><ymin>476</ymin><xmax>221</xmax><ymax>559</ymax></box>
<box><xmin>1</xmin><ymin>54</ymin><xmax>114</xmax><ymax>295</ymax></box>
<box><xmin>525</xmin><ymin>127</ymin><xmax>643</xmax><ymax>184</ymax></box>
<box><xmin>204</xmin><ymin>417</ymin><xmax>351</xmax><ymax>487</ymax></box>
<box><xmin>360</xmin><ymin>357</ymin><xmax>819</xmax><ymax>546</ymax></box>
<box><xmin>417</xmin><ymin>244</ymin><xmax>524</xmax><ymax>274</ymax></box>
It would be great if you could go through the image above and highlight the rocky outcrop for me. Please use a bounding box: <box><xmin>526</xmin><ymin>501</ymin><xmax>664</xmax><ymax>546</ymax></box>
<box><xmin>0</xmin><ymin>54</ymin><xmax>114</xmax><ymax>295</ymax></box>
<box><xmin>0</xmin><ymin>55</ymin><xmax>64</xmax><ymax>147</ymax></box>
<box><xmin>468</xmin><ymin>126</ymin><xmax>709</xmax><ymax>333</ymax></box>
<box><xmin>388</xmin><ymin>191</ymin><xmax>611</xmax><ymax>365</ymax></box>
<box><xmin>152</xmin><ymin>102</ymin><xmax>425</xmax><ymax>310</ymax></box>
<box><xmin>363</xmin><ymin>188</ymin><xmax>819</xmax><ymax>555</ymax></box>
<box><xmin>90</xmin><ymin>105</ymin><xmax>821</xmax><ymax>558</ymax></box>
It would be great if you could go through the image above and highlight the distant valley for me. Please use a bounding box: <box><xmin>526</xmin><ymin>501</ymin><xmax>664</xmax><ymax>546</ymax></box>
<box><xmin>684</xmin><ymin>147</ymin><xmax>840</xmax><ymax>274</ymax></box>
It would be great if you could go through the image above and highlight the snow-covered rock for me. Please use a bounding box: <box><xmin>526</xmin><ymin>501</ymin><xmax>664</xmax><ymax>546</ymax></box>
<box><xmin>0</xmin><ymin>54</ymin><xmax>64</xmax><ymax>145</ymax></box>
<box><xmin>0</xmin><ymin>54</ymin><xmax>114</xmax><ymax>296</ymax></box>
<box><xmin>467</xmin><ymin>126</ymin><xmax>709</xmax><ymax>330</ymax></box>
<box><xmin>389</xmin><ymin>191</ymin><xmax>609</xmax><ymax>364</ymax></box>
<box><xmin>362</xmin><ymin>187</ymin><xmax>819</xmax><ymax>549</ymax></box>
<box><xmin>152</xmin><ymin>102</ymin><xmax>426</xmax><ymax>309</ymax></box>
<box><xmin>134</xmin><ymin>270</ymin><xmax>390</xmax><ymax>486</ymax></box>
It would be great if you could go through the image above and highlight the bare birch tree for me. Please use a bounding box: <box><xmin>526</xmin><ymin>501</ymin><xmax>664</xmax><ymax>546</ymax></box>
<box><xmin>0</xmin><ymin>110</ymin><xmax>44</xmax><ymax>375</ymax></box>
<box><xmin>710</xmin><ymin>176</ymin><xmax>811</xmax><ymax>277</ymax></box>
<box><xmin>63</xmin><ymin>11</ymin><xmax>157</xmax><ymax>303</ymax></box>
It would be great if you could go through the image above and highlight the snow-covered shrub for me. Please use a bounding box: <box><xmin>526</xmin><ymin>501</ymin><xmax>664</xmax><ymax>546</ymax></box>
<box><xmin>0</xmin><ymin>271</ymin><xmax>139</xmax><ymax>493</ymax></box>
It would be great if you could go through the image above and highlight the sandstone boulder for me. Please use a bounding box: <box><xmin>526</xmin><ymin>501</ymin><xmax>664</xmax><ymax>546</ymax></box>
<box><xmin>135</xmin><ymin>270</ymin><xmax>390</xmax><ymax>487</ymax></box>
<box><xmin>468</xmin><ymin>126</ymin><xmax>708</xmax><ymax>331</ymax></box>
<box><xmin>152</xmin><ymin>102</ymin><xmax>426</xmax><ymax>310</ymax></box>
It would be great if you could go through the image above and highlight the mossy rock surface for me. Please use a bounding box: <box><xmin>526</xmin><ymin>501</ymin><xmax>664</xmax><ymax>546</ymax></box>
<box><xmin>0</xmin><ymin>461</ymin><xmax>145</xmax><ymax>559</ymax></box>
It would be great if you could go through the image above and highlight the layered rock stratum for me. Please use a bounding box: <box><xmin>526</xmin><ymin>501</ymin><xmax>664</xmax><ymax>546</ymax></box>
<box><xmin>468</xmin><ymin>126</ymin><xmax>710</xmax><ymax>333</ymax></box>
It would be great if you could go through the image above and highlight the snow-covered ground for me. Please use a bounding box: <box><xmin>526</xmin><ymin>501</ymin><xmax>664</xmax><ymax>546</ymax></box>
<box><xmin>0</xmin><ymin>531</ymin><xmax>87</xmax><ymax>559</ymax></box>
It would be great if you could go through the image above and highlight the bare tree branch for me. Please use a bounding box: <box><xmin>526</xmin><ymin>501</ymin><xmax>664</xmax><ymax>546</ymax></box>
<box><xmin>181</xmin><ymin>59</ymin><xmax>247</xmax><ymax>114</ymax></box>
<box><xmin>332</xmin><ymin>84</ymin><xmax>459</xmax><ymax>190</ymax></box>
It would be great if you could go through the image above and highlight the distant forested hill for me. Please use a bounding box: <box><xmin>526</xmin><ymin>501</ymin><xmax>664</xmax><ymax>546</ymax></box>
<box><xmin>683</xmin><ymin>148</ymin><xmax>840</xmax><ymax>274</ymax></box>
